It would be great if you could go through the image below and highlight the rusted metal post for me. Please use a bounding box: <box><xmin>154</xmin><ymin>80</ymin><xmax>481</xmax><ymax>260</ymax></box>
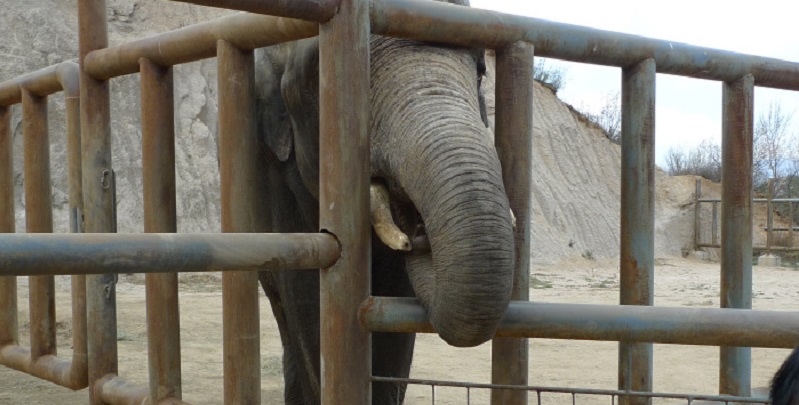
<box><xmin>618</xmin><ymin>58</ymin><xmax>656</xmax><ymax>405</ymax></box>
<box><xmin>0</xmin><ymin>233</ymin><xmax>339</xmax><ymax>276</ymax></box>
<box><xmin>491</xmin><ymin>41</ymin><xmax>534</xmax><ymax>405</ymax></box>
<box><xmin>0</xmin><ymin>106</ymin><xmax>16</xmax><ymax>347</ymax></box>
<box><xmin>362</xmin><ymin>296</ymin><xmax>799</xmax><ymax>349</ymax></box>
<box><xmin>790</xmin><ymin>202</ymin><xmax>794</xmax><ymax>246</ymax></box>
<box><xmin>695</xmin><ymin>179</ymin><xmax>701</xmax><ymax>250</ymax></box>
<box><xmin>84</xmin><ymin>13</ymin><xmax>318</xmax><ymax>81</ymax></box>
<box><xmin>22</xmin><ymin>89</ymin><xmax>57</xmax><ymax>361</ymax></box>
<box><xmin>712</xmin><ymin>202</ymin><xmax>719</xmax><ymax>246</ymax></box>
<box><xmin>719</xmin><ymin>74</ymin><xmax>754</xmax><ymax>397</ymax></box>
<box><xmin>318</xmin><ymin>0</ymin><xmax>371</xmax><ymax>402</ymax></box>
<box><xmin>166</xmin><ymin>0</ymin><xmax>339</xmax><ymax>22</ymax></box>
<box><xmin>65</xmin><ymin>69</ymin><xmax>83</xmax><ymax>235</ymax></box>
<box><xmin>140</xmin><ymin>58</ymin><xmax>182</xmax><ymax>403</ymax></box>
<box><xmin>217</xmin><ymin>40</ymin><xmax>262</xmax><ymax>405</ymax></box>
<box><xmin>79</xmin><ymin>0</ymin><xmax>118</xmax><ymax>403</ymax></box>
<box><xmin>767</xmin><ymin>179</ymin><xmax>774</xmax><ymax>254</ymax></box>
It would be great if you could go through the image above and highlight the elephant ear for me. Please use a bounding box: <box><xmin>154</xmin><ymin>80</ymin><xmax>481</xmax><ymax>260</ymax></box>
<box><xmin>255</xmin><ymin>45</ymin><xmax>293</xmax><ymax>162</ymax></box>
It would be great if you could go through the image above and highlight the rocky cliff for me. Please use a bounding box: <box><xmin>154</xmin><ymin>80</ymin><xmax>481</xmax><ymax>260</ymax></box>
<box><xmin>2</xmin><ymin>1</ymin><xmax>700</xmax><ymax>263</ymax></box>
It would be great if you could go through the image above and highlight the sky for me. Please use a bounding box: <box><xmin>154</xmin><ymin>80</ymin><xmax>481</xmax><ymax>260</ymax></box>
<box><xmin>469</xmin><ymin>0</ymin><xmax>799</xmax><ymax>167</ymax></box>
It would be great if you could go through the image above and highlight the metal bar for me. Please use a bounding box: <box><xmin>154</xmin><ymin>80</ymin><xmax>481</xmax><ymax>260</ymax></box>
<box><xmin>217</xmin><ymin>40</ymin><xmax>263</xmax><ymax>405</ymax></box>
<box><xmin>767</xmin><ymin>179</ymin><xmax>774</xmax><ymax>254</ymax></box>
<box><xmin>0</xmin><ymin>233</ymin><xmax>338</xmax><ymax>276</ymax></box>
<box><xmin>83</xmin><ymin>13</ymin><xmax>318</xmax><ymax>81</ymax></box>
<box><xmin>370</xmin><ymin>376</ymin><xmax>770</xmax><ymax>404</ymax></box>
<box><xmin>64</xmin><ymin>63</ymin><xmax>83</xmax><ymax>235</ymax></box>
<box><xmin>22</xmin><ymin>89</ymin><xmax>57</xmax><ymax>362</ymax></box>
<box><xmin>702</xmin><ymin>198</ymin><xmax>799</xmax><ymax>203</ymax></box>
<box><xmin>701</xmin><ymin>244</ymin><xmax>799</xmax><ymax>253</ymax></box>
<box><xmin>360</xmin><ymin>297</ymin><xmax>799</xmax><ymax>348</ymax></box>
<box><xmin>491</xmin><ymin>41</ymin><xmax>534</xmax><ymax>405</ymax></box>
<box><xmin>0</xmin><ymin>62</ymin><xmax>80</xmax><ymax>106</ymax></box>
<box><xmin>0</xmin><ymin>106</ymin><xmax>16</xmax><ymax>348</ymax></box>
<box><xmin>370</xmin><ymin>0</ymin><xmax>799</xmax><ymax>90</ymax></box>
<box><xmin>96</xmin><ymin>375</ymin><xmax>192</xmax><ymax>405</ymax></box>
<box><xmin>618</xmin><ymin>58</ymin><xmax>655</xmax><ymax>405</ymax></box>
<box><xmin>318</xmin><ymin>0</ymin><xmax>371</xmax><ymax>402</ymax></box>
<box><xmin>712</xmin><ymin>202</ymin><xmax>719</xmax><ymax>246</ymax></box>
<box><xmin>79</xmin><ymin>1</ymin><xmax>118</xmax><ymax>402</ymax></box>
<box><xmin>719</xmin><ymin>74</ymin><xmax>754</xmax><ymax>397</ymax></box>
<box><xmin>694</xmin><ymin>179</ymin><xmax>701</xmax><ymax>250</ymax></box>
<box><xmin>140</xmin><ymin>58</ymin><xmax>182</xmax><ymax>403</ymax></box>
<box><xmin>165</xmin><ymin>0</ymin><xmax>339</xmax><ymax>22</ymax></box>
<box><xmin>790</xmin><ymin>202</ymin><xmax>794</xmax><ymax>246</ymax></box>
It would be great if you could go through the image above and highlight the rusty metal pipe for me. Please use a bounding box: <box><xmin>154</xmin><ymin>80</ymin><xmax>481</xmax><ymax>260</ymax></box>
<box><xmin>618</xmin><ymin>58</ymin><xmax>656</xmax><ymax>405</ymax></box>
<box><xmin>165</xmin><ymin>0</ymin><xmax>339</xmax><ymax>22</ymax></box>
<box><xmin>217</xmin><ymin>40</ymin><xmax>262</xmax><ymax>405</ymax></box>
<box><xmin>370</xmin><ymin>0</ymin><xmax>799</xmax><ymax>90</ymax></box>
<box><xmin>318</xmin><ymin>0</ymin><xmax>372</xmax><ymax>402</ymax></box>
<box><xmin>98</xmin><ymin>375</ymin><xmax>193</xmax><ymax>405</ymax></box>
<box><xmin>22</xmin><ymin>89</ymin><xmax>57</xmax><ymax>362</ymax></box>
<box><xmin>361</xmin><ymin>297</ymin><xmax>799</xmax><ymax>349</ymax></box>
<box><xmin>84</xmin><ymin>13</ymin><xmax>318</xmax><ymax>81</ymax></box>
<box><xmin>0</xmin><ymin>106</ymin><xmax>15</xmax><ymax>348</ymax></box>
<box><xmin>0</xmin><ymin>62</ymin><xmax>80</xmax><ymax>106</ymax></box>
<box><xmin>140</xmin><ymin>58</ymin><xmax>182</xmax><ymax>403</ymax></box>
<box><xmin>0</xmin><ymin>233</ymin><xmax>339</xmax><ymax>276</ymax></box>
<box><xmin>79</xmin><ymin>0</ymin><xmax>118</xmax><ymax>403</ymax></box>
<box><xmin>491</xmin><ymin>41</ymin><xmax>534</xmax><ymax>405</ymax></box>
<box><xmin>719</xmin><ymin>75</ymin><xmax>754</xmax><ymax>397</ymax></box>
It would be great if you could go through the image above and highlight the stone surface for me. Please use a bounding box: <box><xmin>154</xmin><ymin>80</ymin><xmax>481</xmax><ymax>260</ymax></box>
<box><xmin>2</xmin><ymin>2</ymin><xmax>711</xmax><ymax>263</ymax></box>
<box><xmin>1</xmin><ymin>0</ymin><xmax>231</xmax><ymax>234</ymax></box>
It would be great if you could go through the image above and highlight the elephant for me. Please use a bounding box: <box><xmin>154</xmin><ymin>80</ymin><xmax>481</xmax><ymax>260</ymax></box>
<box><xmin>771</xmin><ymin>347</ymin><xmax>799</xmax><ymax>405</ymax></box>
<box><xmin>253</xmin><ymin>0</ymin><xmax>515</xmax><ymax>403</ymax></box>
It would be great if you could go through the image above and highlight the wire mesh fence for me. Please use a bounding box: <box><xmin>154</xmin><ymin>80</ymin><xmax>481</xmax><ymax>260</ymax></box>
<box><xmin>373</xmin><ymin>376</ymin><xmax>771</xmax><ymax>405</ymax></box>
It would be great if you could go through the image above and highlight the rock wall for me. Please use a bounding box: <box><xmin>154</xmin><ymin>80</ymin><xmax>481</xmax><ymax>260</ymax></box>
<box><xmin>2</xmin><ymin>1</ymin><xmax>701</xmax><ymax>263</ymax></box>
<box><xmin>2</xmin><ymin>0</ymin><xmax>231</xmax><ymax>234</ymax></box>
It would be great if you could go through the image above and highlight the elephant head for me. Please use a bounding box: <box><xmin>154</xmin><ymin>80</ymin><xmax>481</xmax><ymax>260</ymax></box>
<box><xmin>256</xmin><ymin>0</ymin><xmax>514</xmax><ymax>348</ymax></box>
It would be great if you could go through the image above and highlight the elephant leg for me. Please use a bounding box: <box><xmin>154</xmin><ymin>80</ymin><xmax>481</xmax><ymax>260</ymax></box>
<box><xmin>268</xmin><ymin>270</ymin><xmax>322</xmax><ymax>405</ymax></box>
<box><xmin>259</xmin><ymin>157</ymin><xmax>323</xmax><ymax>405</ymax></box>
<box><xmin>372</xmin><ymin>236</ymin><xmax>416</xmax><ymax>404</ymax></box>
<box><xmin>259</xmin><ymin>271</ymin><xmax>309</xmax><ymax>404</ymax></box>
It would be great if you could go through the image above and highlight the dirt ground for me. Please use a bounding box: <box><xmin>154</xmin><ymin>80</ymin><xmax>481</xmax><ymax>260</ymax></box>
<box><xmin>1</xmin><ymin>256</ymin><xmax>797</xmax><ymax>405</ymax></box>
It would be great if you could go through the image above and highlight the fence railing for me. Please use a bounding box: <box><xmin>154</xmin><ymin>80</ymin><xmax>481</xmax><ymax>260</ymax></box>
<box><xmin>2</xmin><ymin>0</ymin><xmax>799</xmax><ymax>404</ymax></box>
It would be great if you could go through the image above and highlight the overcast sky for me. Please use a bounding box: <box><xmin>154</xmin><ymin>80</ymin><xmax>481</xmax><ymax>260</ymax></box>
<box><xmin>470</xmin><ymin>0</ymin><xmax>799</xmax><ymax>167</ymax></box>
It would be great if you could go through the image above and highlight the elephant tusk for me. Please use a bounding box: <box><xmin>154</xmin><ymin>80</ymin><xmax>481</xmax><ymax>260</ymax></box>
<box><xmin>510</xmin><ymin>208</ymin><xmax>516</xmax><ymax>229</ymax></box>
<box><xmin>370</xmin><ymin>182</ymin><xmax>412</xmax><ymax>251</ymax></box>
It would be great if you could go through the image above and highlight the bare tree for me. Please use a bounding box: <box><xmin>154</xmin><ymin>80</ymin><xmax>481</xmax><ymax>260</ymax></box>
<box><xmin>664</xmin><ymin>139</ymin><xmax>721</xmax><ymax>182</ymax></box>
<box><xmin>578</xmin><ymin>91</ymin><xmax>621</xmax><ymax>144</ymax></box>
<box><xmin>753</xmin><ymin>102</ymin><xmax>793</xmax><ymax>188</ymax></box>
<box><xmin>533</xmin><ymin>58</ymin><xmax>567</xmax><ymax>93</ymax></box>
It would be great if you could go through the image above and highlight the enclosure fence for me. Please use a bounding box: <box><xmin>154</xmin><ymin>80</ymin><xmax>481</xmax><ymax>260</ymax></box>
<box><xmin>2</xmin><ymin>0</ymin><xmax>799</xmax><ymax>404</ymax></box>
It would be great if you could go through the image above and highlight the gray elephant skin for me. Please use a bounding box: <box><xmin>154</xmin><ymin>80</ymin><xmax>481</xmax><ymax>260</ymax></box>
<box><xmin>253</xmin><ymin>1</ymin><xmax>515</xmax><ymax>403</ymax></box>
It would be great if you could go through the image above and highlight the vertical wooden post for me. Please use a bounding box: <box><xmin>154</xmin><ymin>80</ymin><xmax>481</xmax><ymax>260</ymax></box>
<box><xmin>719</xmin><ymin>74</ymin><xmax>754</xmax><ymax>397</ymax></box>
<box><xmin>618</xmin><ymin>58</ymin><xmax>656</xmax><ymax>405</ymax></box>
<box><xmin>491</xmin><ymin>41</ymin><xmax>534</xmax><ymax>405</ymax></box>
<box><xmin>318</xmin><ymin>0</ymin><xmax>371</xmax><ymax>403</ymax></box>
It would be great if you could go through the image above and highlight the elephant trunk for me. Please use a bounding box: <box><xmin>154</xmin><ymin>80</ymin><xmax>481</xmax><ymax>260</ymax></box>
<box><xmin>401</xmin><ymin>128</ymin><xmax>514</xmax><ymax>347</ymax></box>
<box><xmin>371</xmin><ymin>38</ymin><xmax>515</xmax><ymax>347</ymax></box>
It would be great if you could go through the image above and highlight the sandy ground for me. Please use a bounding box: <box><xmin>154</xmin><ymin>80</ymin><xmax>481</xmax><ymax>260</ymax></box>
<box><xmin>1</xmin><ymin>256</ymin><xmax>797</xmax><ymax>405</ymax></box>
